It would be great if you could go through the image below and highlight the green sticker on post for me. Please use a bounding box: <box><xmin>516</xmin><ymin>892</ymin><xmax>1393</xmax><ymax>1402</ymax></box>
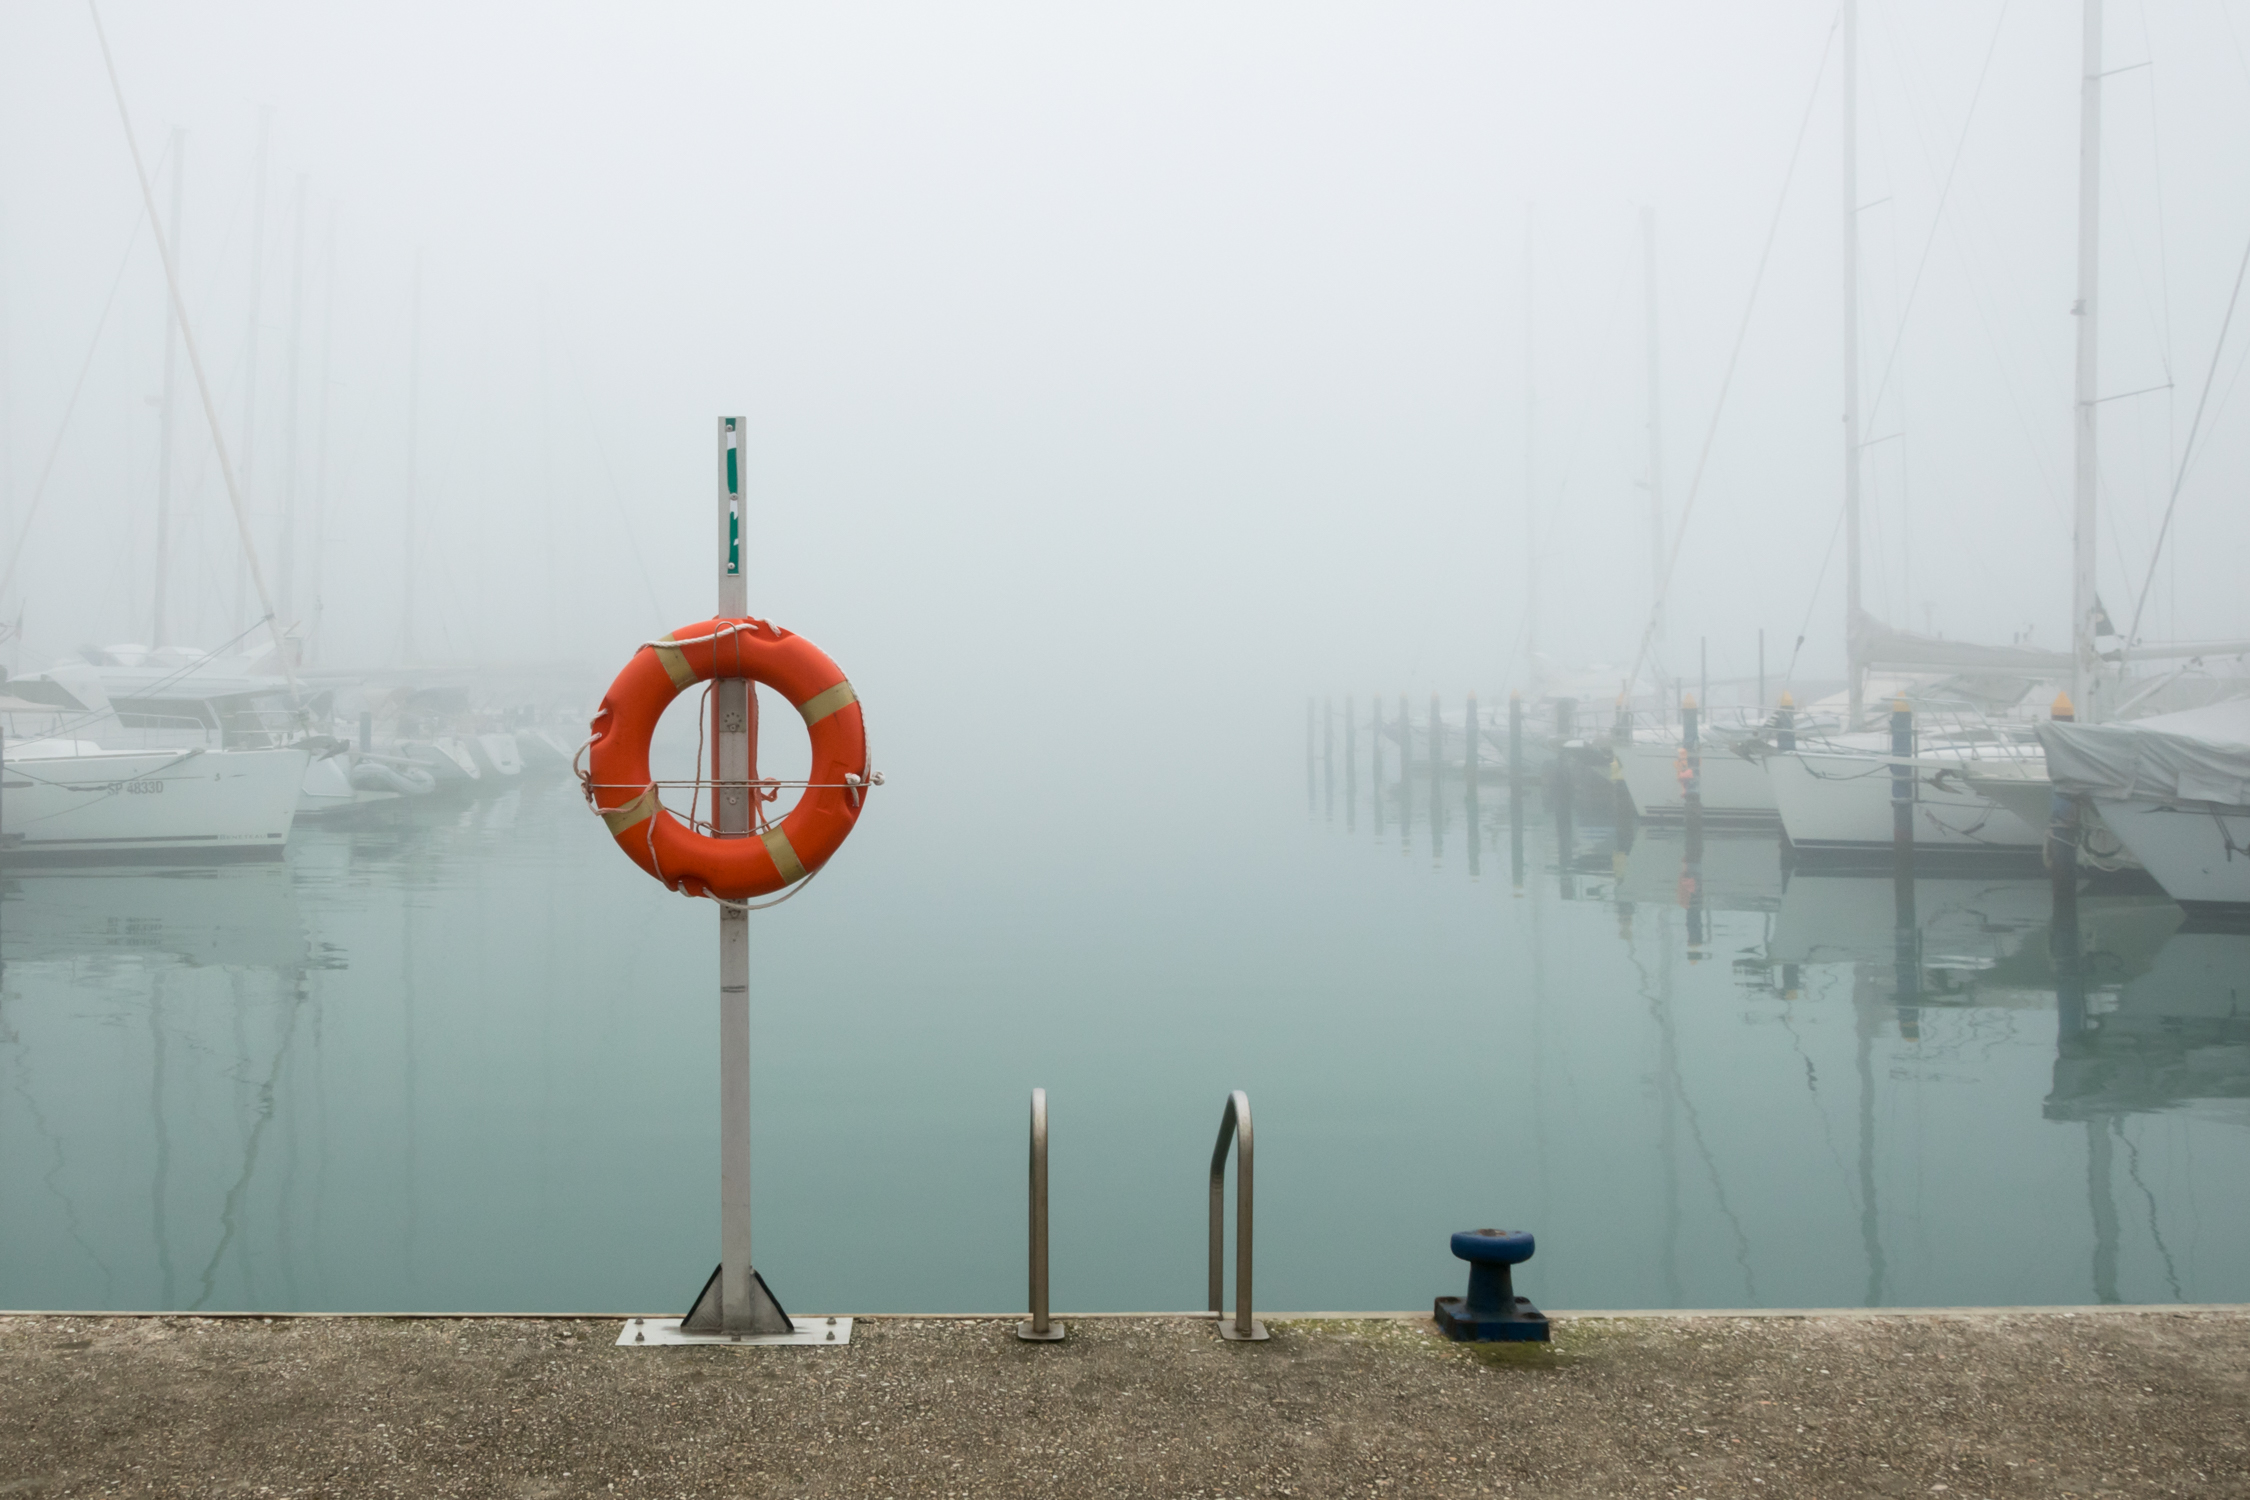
<box><xmin>725</xmin><ymin>418</ymin><xmax>741</xmax><ymax>576</ymax></box>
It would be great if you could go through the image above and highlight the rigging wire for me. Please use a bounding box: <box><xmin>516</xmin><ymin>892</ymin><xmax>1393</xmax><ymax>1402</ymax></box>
<box><xmin>1782</xmin><ymin>501</ymin><xmax>1850</xmax><ymax>696</ymax></box>
<box><xmin>2123</xmin><ymin>229</ymin><xmax>2250</xmax><ymax>649</ymax></box>
<box><xmin>1627</xmin><ymin>6</ymin><xmax>1841</xmax><ymax>697</ymax></box>
<box><xmin>88</xmin><ymin>0</ymin><xmax>301</xmax><ymax>705</ymax></box>
<box><xmin>1864</xmin><ymin>0</ymin><xmax>2013</xmax><ymax>427</ymax></box>
<box><xmin>554</xmin><ymin>328</ymin><xmax>669</xmax><ymax>634</ymax></box>
<box><xmin>0</xmin><ymin>196</ymin><xmax>156</xmax><ymax>610</ymax></box>
<box><xmin>1502</xmin><ymin>226</ymin><xmax>1636</xmax><ymax>695</ymax></box>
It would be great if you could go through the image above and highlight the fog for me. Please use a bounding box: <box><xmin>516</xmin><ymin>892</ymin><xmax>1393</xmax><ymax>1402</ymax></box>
<box><xmin>5</xmin><ymin>0</ymin><xmax>2250</xmax><ymax>720</ymax></box>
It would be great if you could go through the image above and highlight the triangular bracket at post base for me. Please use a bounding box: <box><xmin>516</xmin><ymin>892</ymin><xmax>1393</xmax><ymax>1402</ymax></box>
<box><xmin>681</xmin><ymin>1263</ymin><xmax>794</xmax><ymax>1336</ymax></box>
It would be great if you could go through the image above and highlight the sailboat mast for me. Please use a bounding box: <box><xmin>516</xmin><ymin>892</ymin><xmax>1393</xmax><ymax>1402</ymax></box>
<box><xmin>1842</xmin><ymin>0</ymin><xmax>1864</xmax><ymax>731</ymax></box>
<box><xmin>152</xmin><ymin>128</ymin><xmax>185</xmax><ymax>649</ymax></box>
<box><xmin>311</xmin><ymin>205</ymin><xmax>334</xmax><ymax>666</ymax></box>
<box><xmin>235</xmin><ymin>107</ymin><xmax>272</xmax><ymax>635</ymax></box>
<box><xmin>401</xmin><ymin>254</ymin><xmax>421</xmax><ymax>664</ymax></box>
<box><xmin>1523</xmin><ymin>210</ymin><xmax>1537</xmax><ymax>675</ymax></box>
<box><xmin>2071</xmin><ymin>0</ymin><xmax>2104</xmax><ymax>719</ymax></box>
<box><xmin>278</xmin><ymin>174</ymin><xmax>305</xmax><ymax>640</ymax></box>
<box><xmin>1642</xmin><ymin>206</ymin><xmax>1664</xmax><ymax>653</ymax></box>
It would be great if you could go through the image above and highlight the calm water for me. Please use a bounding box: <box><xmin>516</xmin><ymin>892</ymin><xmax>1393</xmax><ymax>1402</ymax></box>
<box><xmin>2</xmin><ymin>734</ymin><xmax>2245</xmax><ymax>1315</ymax></box>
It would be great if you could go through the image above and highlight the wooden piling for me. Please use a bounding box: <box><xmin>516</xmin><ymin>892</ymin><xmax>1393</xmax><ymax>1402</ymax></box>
<box><xmin>1509</xmin><ymin>690</ymin><xmax>1524</xmax><ymax>783</ymax></box>
<box><xmin>1399</xmin><ymin>693</ymin><xmax>1411</xmax><ymax>853</ymax></box>
<box><xmin>1428</xmin><ymin>693</ymin><xmax>1444</xmax><ymax>860</ymax></box>
<box><xmin>1465</xmin><ymin>693</ymin><xmax>1481</xmax><ymax>878</ymax></box>
<box><xmin>1890</xmin><ymin>697</ymin><xmax>1914</xmax><ymax>874</ymax></box>
<box><xmin>1345</xmin><ymin>695</ymin><xmax>1357</xmax><ymax>833</ymax></box>
<box><xmin>1322</xmin><ymin>697</ymin><xmax>1333</xmax><ymax>821</ymax></box>
<box><xmin>1371</xmin><ymin>695</ymin><xmax>1385</xmax><ymax>837</ymax></box>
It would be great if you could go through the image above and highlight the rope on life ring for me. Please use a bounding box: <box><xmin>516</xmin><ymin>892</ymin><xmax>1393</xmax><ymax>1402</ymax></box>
<box><xmin>581</xmin><ymin>616</ymin><xmax>876</xmax><ymax>902</ymax></box>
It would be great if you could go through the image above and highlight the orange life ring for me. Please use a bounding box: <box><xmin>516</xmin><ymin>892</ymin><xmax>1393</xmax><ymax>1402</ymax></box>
<box><xmin>586</xmin><ymin>616</ymin><xmax>869</xmax><ymax>901</ymax></box>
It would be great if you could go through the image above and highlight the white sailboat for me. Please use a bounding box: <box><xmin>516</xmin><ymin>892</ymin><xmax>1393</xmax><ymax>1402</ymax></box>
<box><xmin>1762</xmin><ymin>0</ymin><xmax>2248</xmax><ymax>865</ymax></box>
<box><xmin>2040</xmin><ymin>700</ymin><xmax>2250</xmax><ymax>907</ymax></box>
<box><xmin>1</xmin><ymin>665</ymin><xmax>305</xmax><ymax>863</ymax></box>
<box><xmin>0</xmin><ymin>37</ymin><xmax>333</xmax><ymax>862</ymax></box>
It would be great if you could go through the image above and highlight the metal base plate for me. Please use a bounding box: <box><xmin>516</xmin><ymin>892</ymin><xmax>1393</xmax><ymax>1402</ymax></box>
<box><xmin>1215</xmin><ymin>1318</ymin><xmax>1271</xmax><ymax>1342</ymax></box>
<box><xmin>1434</xmin><ymin>1295</ymin><xmax>1549</xmax><ymax>1342</ymax></box>
<box><xmin>1015</xmin><ymin>1320</ymin><xmax>1068</xmax><ymax>1342</ymax></box>
<box><xmin>617</xmin><ymin>1316</ymin><xmax>852</xmax><ymax>1347</ymax></box>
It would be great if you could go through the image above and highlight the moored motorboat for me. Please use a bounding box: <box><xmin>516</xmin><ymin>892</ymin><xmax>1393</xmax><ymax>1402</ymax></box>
<box><xmin>513</xmin><ymin>726</ymin><xmax>576</xmax><ymax>772</ymax></box>
<box><xmin>350</xmin><ymin>758</ymin><xmax>439</xmax><ymax>797</ymax></box>
<box><xmin>0</xmin><ymin>670</ymin><xmax>307</xmax><ymax>864</ymax></box>
<box><xmin>467</xmin><ymin>731</ymin><xmax>525</xmax><ymax>780</ymax></box>
<box><xmin>398</xmin><ymin>737</ymin><xmax>481</xmax><ymax>786</ymax></box>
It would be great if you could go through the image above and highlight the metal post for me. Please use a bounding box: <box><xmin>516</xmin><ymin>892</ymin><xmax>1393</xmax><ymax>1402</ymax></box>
<box><xmin>1757</xmin><ymin>628</ymin><xmax>1766</xmax><ymax>714</ymax></box>
<box><xmin>1018</xmin><ymin>1088</ymin><xmax>1064</xmax><ymax>1341</ymax></box>
<box><xmin>1208</xmin><ymin>1091</ymin><xmax>1267</xmax><ymax>1341</ymax></box>
<box><xmin>1305</xmin><ymin>698</ymin><xmax>1314</xmax><ymax>814</ymax></box>
<box><xmin>1509</xmin><ymin>691</ymin><xmax>1524</xmax><ymax>782</ymax></box>
<box><xmin>676</xmin><ymin>415</ymin><xmax>792</xmax><ymax>1339</ymax></box>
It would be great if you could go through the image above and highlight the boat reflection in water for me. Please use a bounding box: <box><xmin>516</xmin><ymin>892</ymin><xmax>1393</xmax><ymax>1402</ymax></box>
<box><xmin>5</xmin><ymin>735</ymin><xmax>2247</xmax><ymax>1316</ymax></box>
<box><xmin>2051</xmin><ymin>918</ymin><xmax>2250</xmax><ymax>1303</ymax></box>
<box><xmin>1337</xmin><ymin>746</ymin><xmax>2247</xmax><ymax>1305</ymax></box>
<box><xmin>0</xmin><ymin>860</ymin><xmax>316</xmax><ymax>1311</ymax></box>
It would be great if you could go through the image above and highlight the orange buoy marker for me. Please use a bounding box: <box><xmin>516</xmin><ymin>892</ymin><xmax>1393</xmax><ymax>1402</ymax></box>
<box><xmin>588</xmin><ymin>616</ymin><xmax>871</xmax><ymax>902</ymax></box>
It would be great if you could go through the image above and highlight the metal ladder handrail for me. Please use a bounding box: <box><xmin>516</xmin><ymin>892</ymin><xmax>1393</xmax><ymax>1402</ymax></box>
<box><xmin>1207</xmin><ymin>1090</ymin><xmax>1268</xmax><ymax>1341</ymax></box>
<box><xmin>1017</xmin><ymin>1088</ymin><xmax>1064</xmax><ymax>1341</ymax></box>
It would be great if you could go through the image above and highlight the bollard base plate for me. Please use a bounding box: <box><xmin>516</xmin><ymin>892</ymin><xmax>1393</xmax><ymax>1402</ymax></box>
<box><xmin>1215</xmin><ymin>1317</ymin><xmax>1271</xmax><ymax>1342</ymax></box>
<box><xmin>1015</xmin><ymin>1320</ymin><xmax>1068</xmax><ymax>1342</ymax></box>
<box><xmin>616</xmin><ymin>1316</ymin><xmax>851</xmax><ymax>1348</ymax></box>
<box><xmin>1434</xmin><ymin>1295</ymin><xmax>1549</xmax><ymax>1342</ymax></box>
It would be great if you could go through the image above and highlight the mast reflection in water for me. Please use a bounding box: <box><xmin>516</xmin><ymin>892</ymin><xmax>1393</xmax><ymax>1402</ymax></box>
<box><xmin>3</xmin><ymin>722</ymin><xmax>2246</xmax><ymax>1314</ymax></box>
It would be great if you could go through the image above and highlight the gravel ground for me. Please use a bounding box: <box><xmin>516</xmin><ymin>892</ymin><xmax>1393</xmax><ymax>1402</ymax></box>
<box><xmin>1</xmin><ymin>1309</ymin><xmax>2245</xmax><ymax>1497</ymax></box>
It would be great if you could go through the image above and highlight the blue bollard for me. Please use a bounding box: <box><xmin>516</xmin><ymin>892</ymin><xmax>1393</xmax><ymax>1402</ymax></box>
<box><xmin>1434</xmin><ymin>1228</ymin><xmax>1549</xmax><ymax>1342</ymax></box>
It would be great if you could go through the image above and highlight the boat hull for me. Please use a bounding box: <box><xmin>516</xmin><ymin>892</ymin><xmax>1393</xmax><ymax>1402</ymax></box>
<box><xmin>1767</xmin><ymin>748</ymin><xmax>2045</xmax><ymax>865</ymax></box>
<box><xmin>1</xmin><ymin>745</ymin><xmax>306</xmax><ymax>864</ymax></box>
<box><xmin>1617</xmin><ymin>738</ymin><xmax>1777</xmax><ymax>821</ymax></box>
<box><xmin>2093</xmin><ymin>798</ymin><xmax>2250</xmax><ymax>907</ymax></box>
<box><xmin>468</xmin><ymin>732</ymin><xmax>525</xmax><ymax>779</ymax></box>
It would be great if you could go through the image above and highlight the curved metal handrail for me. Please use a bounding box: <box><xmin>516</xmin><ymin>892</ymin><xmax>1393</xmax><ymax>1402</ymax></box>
<box><xmin>1207</xmin><ymin>1090</ymin><xmax>1268</xmax><ymax>1341</ymax></box>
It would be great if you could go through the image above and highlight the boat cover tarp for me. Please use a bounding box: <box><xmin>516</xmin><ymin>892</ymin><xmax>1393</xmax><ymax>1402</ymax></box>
<box><xmin>2038</xmin><ymin>699</ymin><xmax>2250</xmax><ymax>807</ymax></box>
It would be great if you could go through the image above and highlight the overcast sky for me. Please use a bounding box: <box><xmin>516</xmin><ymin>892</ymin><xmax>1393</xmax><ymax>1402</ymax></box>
<box><xmin>4</xmin><ymin>0</ymin><xmax>2248</xmax><ymax>719</ymax></box>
